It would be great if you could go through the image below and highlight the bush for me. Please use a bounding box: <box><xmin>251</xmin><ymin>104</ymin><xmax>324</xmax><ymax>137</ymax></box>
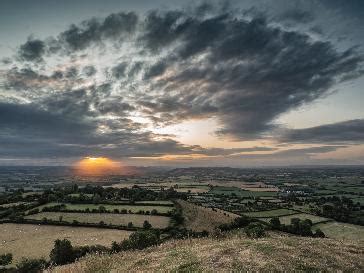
<box><xmin>50</xmin><ymin>239</ymin><xmax>75</xmax><ymax>265</ymax></box>
<box><xmin>270</xmin><ymin>217</ymin><xmax>281</xmax><ymax>229</ymax></box>
<box><xmin>0</xmin><ymin>253</ymin><xmax>12</xmax><ymax>266</ymax></box>
<box><xmin>245</xmin><ymin>223</ymin><xmax>265</xmax><ymax>238</ymax></box>
<box><xmin>111</xmin><ymin>241</ymin><xmax>121</xmax><ymax>253</ymax></box>
<box><xmin>121</xmin><ymin>230</ymin><xmax>160</xmax><ymax>250</ymax></box>
<box><xmin>314</xmin><ymin>228</ymin><xmax>326</xmax><ymax>238</ymax></box>
<box><xmin>218</xmin><ymin>216</ymin><xmax>252</xmax><ymax>232</ymax></box>
<box><xmin>143</xmin><ymin>220</ymin><xmax>152</xmax><ymax>229</ymax></box>
<box><xmin>16</xmin><ymin>258</ymin><xmax>47</xmax><ymax>273</ymax></box>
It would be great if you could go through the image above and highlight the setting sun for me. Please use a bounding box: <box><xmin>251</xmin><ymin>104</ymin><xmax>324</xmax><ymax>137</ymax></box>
<box><xmin>74</xmin><ymin>157</ymin><xmax>120</xmax><ymax>176</ymax></box>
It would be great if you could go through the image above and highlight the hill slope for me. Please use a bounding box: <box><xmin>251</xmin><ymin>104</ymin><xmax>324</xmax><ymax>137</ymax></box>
<box><xmin>50</xmin><ymin>231</ymin><xmax>363</xmax><ymax>272</ymax></box>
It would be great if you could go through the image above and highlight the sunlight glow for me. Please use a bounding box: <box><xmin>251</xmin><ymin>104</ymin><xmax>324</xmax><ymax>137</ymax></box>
<box><xmin>74</xmin><ymin>157</ymin><xmax>121</xmax><ymax>176</ymax></box>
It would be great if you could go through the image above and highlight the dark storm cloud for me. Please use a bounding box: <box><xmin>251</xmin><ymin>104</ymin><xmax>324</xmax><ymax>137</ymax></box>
<box><xmin>18</xmin><ymin>37</ymin><xmax>46</xmax><ymax>62</ymax></box>
<box><xmin>16</xmin><ymin>12</ymin><xmax>138</xmax><ymax>61</ymax></box>
<box><xmin>136</xmin><ymin>10</ymin><xmax>363</xmax><ymax>139</ymax></box>
<box><xmin>281</xmin><ymin>119</ymin><xmax>364</xmax><ymax>144</ymax></box>
<box><xmin>58</xmin><ymin>11</ymin><xmax>138</xmax><ymax>52</ymax></box>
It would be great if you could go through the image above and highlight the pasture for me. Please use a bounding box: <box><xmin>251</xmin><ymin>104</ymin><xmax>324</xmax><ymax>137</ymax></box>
<box><xmin>0</xmin><ymin>223</ymin><xmax>131</xmax><ymax>263</ymax></box>
<box><xmin>25</xmin><ymin>212</ymin><xmax>171</xmax><ymax>229</ymax></box>
<box><xmin>275</xmin><ymin>213</ymin><xmax>330</xmax><ymax>225</ymax></box>
<box><xmin>242</xmin><ymin>208</ymin><xmax>298</xmax><ymax>218</ymax></box>
<box><xmin>313</xmin><ymin>221</ymin><xmax>364</xmax><ymax>241</ymax></box>
<box><xmin>31</xmin><ymin>202</ymin><xmax>174</xmax><ymax>214</ymax></box>
<box><xmin>209</xmin><ymin>186</ymin><xmax>277</xmax><ymax>197</ymax></box>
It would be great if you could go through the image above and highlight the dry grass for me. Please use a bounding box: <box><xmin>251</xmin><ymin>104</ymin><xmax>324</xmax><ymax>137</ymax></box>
<box><xmin>50</xmin><ymin>231</ymin><xmax>364</xmax><ymax>272</ymax></box>
<box><xmin>176</xmin><ymin>200</ymin><xmax>238</xmax><ymax>232</ymax></box>
<box><xmin>0</xmin><ymin>223</ymin><xmax>131</xmax><ymax>263</ymax></box>
<box><xmin>25</xmin><ymin>212</ymin><xmax>171</xmax><ymax>228</ymax></box>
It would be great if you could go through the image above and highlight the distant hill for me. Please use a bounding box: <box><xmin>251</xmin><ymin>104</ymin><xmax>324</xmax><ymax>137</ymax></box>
<box><xmin>51</xmin><ymin>231</ymin><xmax>363</xmax><ymax>272</ymax></box>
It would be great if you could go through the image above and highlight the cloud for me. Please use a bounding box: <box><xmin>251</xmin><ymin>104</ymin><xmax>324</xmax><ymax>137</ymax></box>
<box><xmin>136</xmin><ymin>11</ymin><xmax>363</xmax><ymax>139</ymax></box>
<box><xmin>2</xmin><ymin>3</ymin><xmax>364</xmax><ymax>163</ymax></box>
<box><xmin>18</xmin><ymin>37</ymin><xmax>46</xmax><ymax>62</ymax></box>
<box><xmin>16</xmin><ymin>12</ymin><xmax>138</xmax><ymax>61</ymax></box>
<box><xmin>280</xmin><ymin>119</ymin><xmax>364</xmax><ymax>144</ymax></box>
<box><xmin>276</xmin><ymin>9</ymin><xmax>315</xmax><ymax>24</ymax></box>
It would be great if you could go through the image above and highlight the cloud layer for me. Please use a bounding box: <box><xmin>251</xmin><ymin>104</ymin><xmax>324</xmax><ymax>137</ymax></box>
<box><xmin>0</xmin><ymin>2</ymin><xmax>363</xmax><ymax>164</ymax></box>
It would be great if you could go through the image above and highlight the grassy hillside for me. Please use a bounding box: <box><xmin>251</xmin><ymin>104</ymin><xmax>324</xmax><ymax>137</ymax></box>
<box><xmin>176</xmin><ymin>200</ymin><xmax>239</xmax><ymax>232</ymax></box>
<box><xmin>50</xmin><ymin>231</ymin><xmax>363</xmax><ymax>272</ymax></box>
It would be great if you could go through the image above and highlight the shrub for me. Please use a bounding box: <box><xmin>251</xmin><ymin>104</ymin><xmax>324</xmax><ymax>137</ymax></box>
<box><xmin>111</xmin><ymin>241</ymin><xmax>121</xmax><ymax>253</ymax></box>
<box><xmin>143</xmin><ymin>220</ymin><xmax>152</xmax><ymax>229</ymax></box>
<box><xmin>270</xmin><ymin>217</ymin><xmax>281</xmax><ymax>229</ymax></box>
<box><xmin>314</xmin><ymin>228</ymin><xmax>326</xmax><ymax>238</ymax></box>
<box><xmin>245</xmin><ymin>223</ymin><xmax>265</xmax><ymax>238</ymax></box>
<box><xmin>0</xmin><ymin>253</ymin><xmax>12</xmax><ymax>266</ymax></box>
<box><xmin>49</xmin><ymin>239</ymin><xmax>75</xmax><ymax>265</ymax></box>
<box><xmin>218</xmin><ymin>216</ymin><xmax>251</xmax><ymax>232</ymax></box>
<box><xmin>16</xmin><ymin>258</ymin><xmax>47</xmax><ymax>273</ymax></box>
<box><xmin>127</xmin><ymin>230</ymin><xmax>160</xmax><ymax>250</ymax></box>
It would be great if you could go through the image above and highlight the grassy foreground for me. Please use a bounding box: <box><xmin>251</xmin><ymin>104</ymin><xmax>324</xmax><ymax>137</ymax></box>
<box><xmin>49</xmin><ymin>231</ymin><xmax>363</xmax><ymax>272</ymax></box>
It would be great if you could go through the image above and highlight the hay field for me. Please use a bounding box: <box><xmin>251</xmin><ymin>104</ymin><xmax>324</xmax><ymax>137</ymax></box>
<box><xmin>0</xmin><ymin>223</ymin><xmax>131</xmax><ymax>263</ymax></box>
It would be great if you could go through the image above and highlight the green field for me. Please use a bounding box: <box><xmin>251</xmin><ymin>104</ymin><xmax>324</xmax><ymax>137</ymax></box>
<box><xmin>67</xmin><ymin>193</ymin><xmax>94</xmax><ymax>198</ymax></box>
<box><xmin>275</xmin><ymin>213</ymin><xmax>330</xmax><ymax>225</ymax></box>
<box><xmin>135</xmin><ymin>200</ymin><xmax>174</xmax><ymax>205</ymax></box>
<box><xmin>313</xmin><ymin>221</ymin><xmax>364</xmax><ymax>241</ymax></box>
<box><xmin>30</xmin><ymin>202</ymin><xmax>174</xmax><ymax>214</ymax></box>
<box><xmin>25</xmin><ymin>212</ymin><xmax>171</xmax><ymax>229</ymax></box>
<box><xmin>243</xmin><ymin>208</ymin><xmax>298</xmax><ymax>218</ymax></box>
<box><xmin>209</xmin><ymin>186</ymin><xmax>277</xmax><ymax>198</ymax></box>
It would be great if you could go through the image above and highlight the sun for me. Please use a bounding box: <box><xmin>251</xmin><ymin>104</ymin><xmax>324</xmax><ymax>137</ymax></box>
<box><xmin>74</xmin><ymin>157</ymin><xmax>120</xmax><ymax>176</ymax></box>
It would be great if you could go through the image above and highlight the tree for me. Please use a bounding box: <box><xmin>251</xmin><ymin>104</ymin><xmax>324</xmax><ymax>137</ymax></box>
<box><xmin>127</xmin><ymin>222</ymin><xmax>134</xmax><ymax>228</ymax></box>
<box><xmin>98</xmin><ymin>205</ymin><xmax>106</xmax><ymax>213</ymax></box>
<box><xmin>143</xmin><ymin>220</ymin><xmax>152</xmax><ymax>229</ymax></box>
<box><xmin>0</xmin><ymin>253</ymin><xmax>12</xmax><ymax>266</ymax></box>
<box><xmin>50</xmin><ymin>239</ymin><xmax>75</xmax><ymax>265</ymax></box>
<box><xmin>245</xmin><ymin>223</ymin><xmax>265</xmax><ymax>238</ymax></box>
<box><xmin>270</xmin><ymin>217</ymin><xmax>281</xmax><ymax>229</ymax></box>
<box><xmin>111</xmin><ymin>241</ymin><xmax>121</xmax><ymax>253</ymax></box>
<box><xmin>127</xmin><ymin>230</ymin><xmax>160</xmax><ymax>250</ymax></box>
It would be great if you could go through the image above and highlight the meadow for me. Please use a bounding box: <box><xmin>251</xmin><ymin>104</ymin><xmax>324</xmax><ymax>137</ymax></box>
<box><xmin>25</xmin><ymin>212</ymin><xmax>171</xmax><ymax>229</ymax></box>
<box><xmin>209</xmin><ymin>186</ymin><xmax>277</xmax><ymax>197</ymax></box>
<box><xmin>242</xmin><ymin>208</ymin><xmax>298</xmax><ymax>218</ymax></box>
<box><xmin>313</xmin><ymin>221</ymin><xmax>364</xmax><ymax>241</ymax></box>
<box><xmin>258</xmin><ymin>213</ymin><xmax>331</xmax><ymax>225</ymax></box>
<box><xmin>0</xmin><ymin>223</ymin><xmax>131</xmax><ymax>263</ymax></box>
<box><xmin>31</xmin><ymin>202</ymin><xmax>174</xmax><ymax>214</ymax></box>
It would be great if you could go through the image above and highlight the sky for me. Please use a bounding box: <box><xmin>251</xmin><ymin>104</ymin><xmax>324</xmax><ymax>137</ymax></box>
<box><xmin>0</xmin><ymin>0</ymin><xmax>363</xmax><ymax>167</ymax></box>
